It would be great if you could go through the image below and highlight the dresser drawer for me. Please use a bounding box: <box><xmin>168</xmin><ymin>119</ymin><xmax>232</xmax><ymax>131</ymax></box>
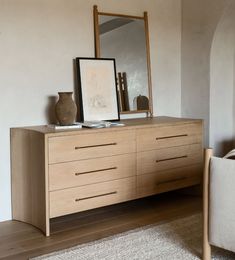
<box><xmin>49</xmin><ymin>154</ymin><xmax>136</xmax><ymax>191</ymax></box>
<box><xmin>137</xmin><ymin>165</ymin><xmax>202</xmax><ymax>197</ymax></box>
<box><xmin>48</xmin><ymin>130</ymin><xmax>136</xmax><ymax>164</ymax></box>
<box><xmin>137</xmin><ymin>123</ymin><xmax>202</xmax><ymax>152</ymax></box>
<box><xmin>49</xmin><ymin>177</ymin><xmax>136</xmax><ymax>218</ymax></box>
<box><xmin>137</xmin><ymin>144</ymin><xmax>202</xmax><ymax>175</ymax></box>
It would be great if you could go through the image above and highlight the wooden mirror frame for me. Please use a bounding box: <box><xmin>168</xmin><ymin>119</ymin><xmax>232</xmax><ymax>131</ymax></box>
<box><xmin>93</xmin><ymin>5</ymin><xmax>153</xmax><ymax>117</ymax></box>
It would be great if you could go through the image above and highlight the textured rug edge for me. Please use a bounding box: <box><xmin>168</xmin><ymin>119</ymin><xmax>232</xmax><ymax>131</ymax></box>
<box><xmin>30</xmin><ymin>213</ymin><xmax>201</xmax><ymax>260</ymax></box>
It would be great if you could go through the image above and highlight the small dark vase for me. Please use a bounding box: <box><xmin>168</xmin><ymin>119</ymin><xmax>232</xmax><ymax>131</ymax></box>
<box><xmin>55</xmin><ymin>92</ymin><xmax>77</xmax><ymax>125</ymax></box>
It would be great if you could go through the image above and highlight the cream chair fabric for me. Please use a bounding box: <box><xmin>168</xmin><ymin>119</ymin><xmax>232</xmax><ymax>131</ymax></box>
<box><xmin>203</xmin><ymin>149</ymin><xmax>235</xmax><ymax>260</ymax></box>
<box><xmin>209</xmin><ymin>156</ymin><xmax>235</xmax><ymax>252</ymax></box>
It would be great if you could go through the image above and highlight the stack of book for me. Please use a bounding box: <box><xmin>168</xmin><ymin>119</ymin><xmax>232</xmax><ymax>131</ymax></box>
<box><xmin>47</xmin><ymin>122</ymin><xmax>82</xmax><ymax>130</ymax></box>
<box><xmin>47</xmin><ymin>121</ymin><xmax>125</xmax><ymax>130</ymax></box>
<box><xmin>81</xmin><ymin>121</ymin><xmax>125</xmax><ymax>128</ymax></box>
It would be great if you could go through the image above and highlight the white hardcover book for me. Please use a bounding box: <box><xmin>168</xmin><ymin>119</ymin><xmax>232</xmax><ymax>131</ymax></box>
<box><xmin>81</xmin><ymin>121</ymin><xmax>125</xmax><ymax>128</ymax></box>
<box><xmin>47</xmin><ymin>123</ymin><xmax>82</xmax><ymax>130</ymax></box>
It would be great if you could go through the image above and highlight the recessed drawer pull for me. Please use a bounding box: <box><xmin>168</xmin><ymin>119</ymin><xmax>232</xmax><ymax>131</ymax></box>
<box><xmin>74</xmin><ymin>142</ymin><xmax>117</xmax><ymax>150</ymax></box>
<box><xmin>157</xmin><ymin>176</ymin><xmax>187</xmax><ymax>185</ymax></box>
<box><xmin>156</xmin><ymin>134</ymin><xmax>188</xmax><ymax>141</ymax></box>
<box><xmin>75</xmin><ymin>191</ymin><xmax>117</xmax><ymax>202</ymax></box>
<box><xmin>156</xmin><ymin>155</ymin><xmax>188</xmax><ymax>163</ymax></box>
<box><xmin>75</xmin><ymin>167</ymin><xmax>117</xmax><ymax>176</ymax></box>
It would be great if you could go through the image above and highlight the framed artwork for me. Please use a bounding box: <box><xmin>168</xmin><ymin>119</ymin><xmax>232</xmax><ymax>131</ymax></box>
<box><xmin>76</xmin><ymin>58</ymin><xmax>120</xmax><ymax>122</ymax></box>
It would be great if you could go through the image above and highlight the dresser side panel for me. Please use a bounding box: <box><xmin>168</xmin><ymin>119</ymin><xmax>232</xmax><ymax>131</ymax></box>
<box><xmin>11</xmin><ymin>128</ymin><xmax>47</xmax><ymax>234</ymax></box>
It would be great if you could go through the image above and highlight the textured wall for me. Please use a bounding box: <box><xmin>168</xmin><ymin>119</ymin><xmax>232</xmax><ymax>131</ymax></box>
<box><xmin>0</xmin><ymin>0</ymin><xmax>181</xmax><ymax>221</ymax></box>
<box><xmin>181</xmin><ymin>0</ymin><xmax>229</xmax><ymax>146</ymax></box>
<box><xmin>209</xmin><ymin>3</ymin><xmax>235</xmax><ymax>155</ymax></box>
<box><xmin>181</xmin><ymin>0</ymin><xmax>235</xmax><ymax>155</ymax></box>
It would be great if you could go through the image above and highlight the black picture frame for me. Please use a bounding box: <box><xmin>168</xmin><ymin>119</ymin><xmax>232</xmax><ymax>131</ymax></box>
<box><xmin>75</xmin><ymin>58</ymin><xmax>120</xmax><ymax>122</ymax></box>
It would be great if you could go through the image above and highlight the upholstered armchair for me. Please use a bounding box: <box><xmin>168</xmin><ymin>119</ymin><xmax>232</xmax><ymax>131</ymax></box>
<box><xmin>203</xmin><ymin>148</ymin><xmax>235</xmax><ymax>260</ymax></box>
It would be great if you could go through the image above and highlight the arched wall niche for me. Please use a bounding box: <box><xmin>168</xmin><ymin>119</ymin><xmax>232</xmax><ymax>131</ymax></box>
<box><xmin>209</xmin><ymin>0</ymin><xmax>235</xmax><ymax>156</ymax></box>
<box><xmin>181</xmin><ymin>0</ymin><xmax>229</xmax><ymax>148</ymax></box>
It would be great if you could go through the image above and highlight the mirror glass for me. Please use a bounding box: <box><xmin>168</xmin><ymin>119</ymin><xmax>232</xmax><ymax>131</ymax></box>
<box><xmin>95</xmin><ymin>11</ymin><xmax>152</xmax><ymax>115</ymax></box>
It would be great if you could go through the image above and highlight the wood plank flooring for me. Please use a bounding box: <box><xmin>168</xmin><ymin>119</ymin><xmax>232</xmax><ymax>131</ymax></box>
<box><xmin>0</xmin><ymin>192</ymin><xmax>201</xmax><ymax>260</ymax></box>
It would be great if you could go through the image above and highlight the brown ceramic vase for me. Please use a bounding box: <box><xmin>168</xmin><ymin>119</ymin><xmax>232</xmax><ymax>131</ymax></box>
<box><xmin>55</xmin><ymin>92</ymin><xmax>77</xmax><ymax>125</ymax></box>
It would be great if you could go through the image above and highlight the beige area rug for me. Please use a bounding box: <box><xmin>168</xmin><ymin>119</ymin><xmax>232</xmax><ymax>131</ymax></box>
<box><xmin>32</xmin><ymin>214</ymin><xmax>235</xmax><ymax>260</ymax></box>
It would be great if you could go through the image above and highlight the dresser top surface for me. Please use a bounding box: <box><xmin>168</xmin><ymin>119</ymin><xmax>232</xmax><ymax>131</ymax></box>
<box><xmin>12</xmin><ymin>116</ymin><xmax>203</xmax><ymax>136</ymax></box>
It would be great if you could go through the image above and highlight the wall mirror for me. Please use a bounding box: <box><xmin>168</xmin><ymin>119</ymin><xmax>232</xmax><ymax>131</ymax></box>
<box><xmin>93</xmin><ymin>5</ymin><xmax>153</xmax><ymax>116</ymax></box>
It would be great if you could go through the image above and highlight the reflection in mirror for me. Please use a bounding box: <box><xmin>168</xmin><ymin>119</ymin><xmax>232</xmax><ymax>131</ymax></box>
<box><xmin>94</xmin><ymin>6</ymin><xmax>153</xmax><ymax>116</ymax></box>
<box><xmin>99</xmin><ymin>16</ymin><xmax>148</xmax><ymax>111</ymax></box>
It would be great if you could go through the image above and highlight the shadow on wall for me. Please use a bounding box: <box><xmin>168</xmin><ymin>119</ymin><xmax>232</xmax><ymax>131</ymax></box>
<box><xmin>217</xmin><ymin>139</ymin><xmax>235</xmax><ymax>157</ymax></box>
<box><xmin>45</xmin><ymin>96</ymin><xmax>57</xmax><ymax>124</ymax></box>
<box><xmin>73</xmin><ymin>59</ymin><xmax>81</xmax><ymax>122</ymax></box>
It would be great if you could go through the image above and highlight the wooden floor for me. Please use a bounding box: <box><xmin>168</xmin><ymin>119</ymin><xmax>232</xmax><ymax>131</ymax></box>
<box><xmin>0</xmin><ymin>192</ymin><xmax>201</xmax><ymax>260</ymax></box>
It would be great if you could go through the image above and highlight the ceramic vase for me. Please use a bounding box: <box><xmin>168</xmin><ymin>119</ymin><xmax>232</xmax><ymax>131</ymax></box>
<box><xmin>55</xmin><ymin>92</ymin><xmax>77</xmax><ymax>126</ymax></box>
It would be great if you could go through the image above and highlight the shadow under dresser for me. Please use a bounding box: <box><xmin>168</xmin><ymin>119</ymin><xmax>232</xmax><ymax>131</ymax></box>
<box><xmin>11</xmin><ymin>116</ymin><xmax>203</xmax><ymax>236</ymax></box>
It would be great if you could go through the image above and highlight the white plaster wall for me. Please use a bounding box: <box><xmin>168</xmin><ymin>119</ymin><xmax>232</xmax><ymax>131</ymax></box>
<box><xmin>182</xmin><ymin>0</ymin><xmax>235</xmax><ymax>154</ymax></box>
<box><xmin>0</xmin><ymin>0</ymin><xmax>181</xmax><ymax>221</ymax></box>
<box><xmin>181</xmin><ymin>0</ymin><xmax>229</xmax><ymax>146</ymax></box>
<box><xmin>209</xmin><ymin>4</ymin><xmax>235</xmax><ymax>156</ymax></box>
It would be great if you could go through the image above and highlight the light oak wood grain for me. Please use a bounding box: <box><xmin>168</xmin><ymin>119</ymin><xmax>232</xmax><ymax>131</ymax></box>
<box><xmin>11</xmin><ymin>117</ymin><xmax>203</xmax><ymax>237</ymax></box>
<box><xmin>137</xmin><ymin>122</ymin><xmax>202</xmax><ymax>151</ymax></box>
<box><xmin>137</xmin><ymin>165</ymin><xmax>202</xmax><ymax>197</ymax></box>
<box><xmin>203</xmin><ymin>149</ymin><xmax>212</xmax><ymax>260</ymax></box>
<box><xmin>11</xmin><ymin>129</ymin><xmax>47</xmax><ymax>235</ymax></box>
<box><xmin>93</xmin><ymin>5</ymin><xmax>100</xmax><ymax>58</ymax></box>
<box><xmin>16</xmin><ymin>117</ymin><xmax>202</xmax><ymax>135</ymax></box>
<box><xmin>48</xmin><ymin>130</ymin><xmax>136</xmax><ymax>164</ymax></box>
<box><xmin>49</xmin><ymin>154</ymin><xmax>136</xmax><ymax>191</ymax></box>
<box><xmin>144</xmin><ymin>11</ymin><xmax>153</xmax><ymax>117</ymax></box>
<box><xmin>137</xmin><ymin>144</ymin><xmax>202</xmax><ymax>175</ymax></box>
<box><xmin>49</xmin><ymin>177</ymin><xmax>136</xmax><ymax>218</ymax></box>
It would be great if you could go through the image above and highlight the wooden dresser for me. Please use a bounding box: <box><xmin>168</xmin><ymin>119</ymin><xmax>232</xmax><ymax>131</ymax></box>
<box><xmin>11</xmin><ymin>117</ymin><xmax>203</xmax><ymax>236</ymax></box>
